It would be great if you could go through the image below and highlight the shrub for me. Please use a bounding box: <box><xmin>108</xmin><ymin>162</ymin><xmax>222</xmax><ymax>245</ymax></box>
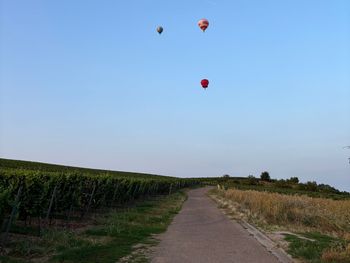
<box><xmin>247</xmin><ymin>175</ymin><xmax>258</xmax><ymax>185</ymax></box>
<box><xmin>318</xmin><ymin>184</ymin><xmax>340</xmax><ymax>194</ymax></box>
<box><xmin>287</xmin><ymin>177</ymin><xmax>299</xmax><ymax>184</ymax></box>
<box><xmin>305</xmin><ymin>181</ymin><xmax>318</xmax><ymax>192</ymax></box>
<box><xmin>275</xmin><ymin>179</ymin><xmax>292</xmax><ymax>189</ymax></box>
<box><xmin>260</xmin><ymin>171</ymin><xmax>270</xmax><ymax>181</ymax></box>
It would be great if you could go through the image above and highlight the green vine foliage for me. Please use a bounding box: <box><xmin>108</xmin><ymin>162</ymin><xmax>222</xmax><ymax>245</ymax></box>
<box><xmin>0</xmin><ymin>164</ymin><xmax>199</xmax><ymax>222</ymax></box>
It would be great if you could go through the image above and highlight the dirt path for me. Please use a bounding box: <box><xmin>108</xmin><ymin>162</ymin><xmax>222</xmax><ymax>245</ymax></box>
<box><xmin>151</xmin><ymin>187</ymin><xmax>283</xmax><ymax>263</ymax></box>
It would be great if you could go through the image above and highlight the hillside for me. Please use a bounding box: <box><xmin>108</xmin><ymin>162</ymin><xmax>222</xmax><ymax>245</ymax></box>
<box><xmin>0</xmin><ymin>158</ymin><xmax>174</xmax><ymax>179</ymax></box>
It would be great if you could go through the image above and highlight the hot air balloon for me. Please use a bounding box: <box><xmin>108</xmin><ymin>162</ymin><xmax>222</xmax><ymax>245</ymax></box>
<box><xmin>157</xmin><ymin>26</ymin><xmax>163</xmax><ymax>34</ymax></box>
<box><xmin>198</xmin><ymin>19</ymin><xmax>209</xmax><ymax>32</ymax></box>
<box><xmin>201</xmin><ymin>79</ymin><xmax>209</xmax><ymax>89</ymax></box>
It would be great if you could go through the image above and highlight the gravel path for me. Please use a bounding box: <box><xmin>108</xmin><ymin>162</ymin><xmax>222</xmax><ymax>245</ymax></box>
<box><xmin>151</xmin><ymin>187</ymin><xmax>281</xmax><ymax>263</ymax></box>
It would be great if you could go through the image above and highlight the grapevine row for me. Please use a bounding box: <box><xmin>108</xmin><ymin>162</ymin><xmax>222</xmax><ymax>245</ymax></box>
<box><xmin>0</xmin><ymin>168</ymin><xmax>199</xmax><ymax>227</ymax></box>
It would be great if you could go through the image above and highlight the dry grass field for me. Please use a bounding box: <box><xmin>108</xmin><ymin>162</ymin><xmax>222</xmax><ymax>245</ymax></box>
<box><xmin>214</xmin><ymin>188</ymin><xmax>350</xmax><ymax>262</ymax></box>
<box><xmin>221</xmin><ymin>188</ymin><xmax>350</xmax><ymax>234</ymax></box>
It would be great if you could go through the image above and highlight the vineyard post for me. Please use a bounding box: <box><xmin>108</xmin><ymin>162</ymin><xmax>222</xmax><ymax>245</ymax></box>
<box><xmin>1</xmin><ymin>185</ymin><xmax>23</xmax><ymax>244</ymax></box>
<box><xmin>154</xmin><ymin>183</ymin><xmax>159</xmax><ymax>199</ymax></box>
<box><xmin>66</xmin><ymin>189</ymin><xmax>76</xmax><ymax>226</ymax></box>
<box><xmin>68</xmin><ymin>180</ymin><xmax>83</xmax><ymax>223</ymax></box>
<box><xmin>111</xmin><ymin>184</ymin><xmax>118</xmax><ymax>207</ymax></box>
<box><xmin>45</xmin><ymin>184</ymin><xmax>58</xmax><ymax>224</ymax></box>
<box><xmin>169</xmin><ymin>183</ymin><xmax>173</xmax><ymax>195</ymax></box>
<box><xmin>64</xmin><ymin>185</ymin><xmax>72</xmax><ymax>219</ymax></box>
<box><xmin>101</xmin><ymin>192</ymin><xmax>107</xmax><ymax>208</ymax></box>
<box><xmin>81</xmin><ymin>183</ymin><xmax>96</xmax><ymax>219</ymax></box>
<box><xmin>93</xmin><ymin>187</ymin><xmax>103</xmax><ymax>216</ymax></box>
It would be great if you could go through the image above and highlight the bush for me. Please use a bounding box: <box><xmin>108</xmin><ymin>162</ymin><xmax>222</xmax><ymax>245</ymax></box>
<box><xmin>247</xmin><ymin>175</ymin><xmax>258</xmax><ymax>185</ymax></box>
<box><xmin>287</xmin><ymin>177</ymin><xmax>299</xmax><ymax>184</ymax></box>
<box><xmin>305</xmin><ymin>181</ymin><xmax>318</xmax><ymax>192</ymax></box>
<box><xmin>275</xmin><ymin>179</ymin><xmax>292</xmax><ymax>189</ymax></box>
<box><xmin>260</xmin><ymin>171</ymin><xmax>270</xmax><ymax>181</ymax></box>
<box><xmin>318</xmin><ymin>184</ymin><xmax>340</xmax><ymax>194</ymax></box>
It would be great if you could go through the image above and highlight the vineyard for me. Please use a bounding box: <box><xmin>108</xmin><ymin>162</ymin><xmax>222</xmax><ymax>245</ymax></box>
<box><xmin>0</xmin><ymin>158</ymin><xmax>199</xmax><ymax>243</ymax></box>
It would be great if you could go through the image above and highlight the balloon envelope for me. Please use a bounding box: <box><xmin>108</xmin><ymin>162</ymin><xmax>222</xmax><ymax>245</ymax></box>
<box><xmin>201</xmin><ymin>79</ymin><xmax>209</xmax><ymax>88</ymax></box>
<box><xmin>198</xmin><ymin>19</ymin><xmax>209</xmax><ymax>32</ymax></box>
<box><xmin>157</xmin><ymin>26</ymin><xmax>163</xmax><ymax>34</ymax></box>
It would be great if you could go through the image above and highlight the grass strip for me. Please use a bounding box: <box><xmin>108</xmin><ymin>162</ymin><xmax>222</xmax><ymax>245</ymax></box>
<box><xmin>285</xmin><ymin>232</ymin><xmax>349</xmax><ymax>263</ymax></box>
<box><xmin>2</xmin><ymin>191</ymin><xmax>186</xmax><ymax>263</ymax></box>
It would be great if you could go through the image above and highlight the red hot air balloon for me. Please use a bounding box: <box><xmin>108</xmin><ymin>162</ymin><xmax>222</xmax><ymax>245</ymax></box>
<box><xmin>201</xmin><ymin>79</ymin><xmax>209</xmax><ymax>89</ymax></box>
<box><xmin>198</xmin><ymin>18</ymin><xmax>209</xmax><ymax>32</ymax></box>
<box><xmin>157</xmin><ymin>26</ymin><xmax>163</xmax><ymax>34</ymax></box>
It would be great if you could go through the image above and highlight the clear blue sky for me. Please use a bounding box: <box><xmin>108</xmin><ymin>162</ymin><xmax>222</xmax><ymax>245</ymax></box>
<box><xmin>1</xmin><ymin>0</ymin><xmax>349</xmax><ymax>190</ymax></box>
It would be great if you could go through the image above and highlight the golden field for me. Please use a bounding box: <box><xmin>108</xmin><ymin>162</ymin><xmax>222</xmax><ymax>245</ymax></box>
<box><xmin>321</xmin><ymin>243</ymin><xmax>350</xmax><ymax>262</ymax></box>
<box><xmin>214</xmin><ymin>188</ymin><xmax>350</xmax><ymax>262</ymax></box>
<box><xmin>218</xmin><ymin>188</ymin><xmax>350</xmax><ymax>235</ymax></box>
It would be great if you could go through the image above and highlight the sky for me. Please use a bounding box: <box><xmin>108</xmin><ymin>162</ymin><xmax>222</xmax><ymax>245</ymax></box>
<box><xmin>1</xmin><ymin>0</ymin><xmax>349</xmax><ymax>191</ymax></box>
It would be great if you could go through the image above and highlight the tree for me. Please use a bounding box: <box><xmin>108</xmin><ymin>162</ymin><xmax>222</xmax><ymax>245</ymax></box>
<box><xmin>288</xmin><ymin>177</ymin><xmax>299</xmax><ymax>184</ymax></box>
<box><xmin>222</xmin><ymin>174</ymin><xmax>230</xmax><ymax>178</ymax></box>
<box><xmin>260</xmin><ymin>171</ymin><xmax>270</xmax><ymax>181</ymax></box>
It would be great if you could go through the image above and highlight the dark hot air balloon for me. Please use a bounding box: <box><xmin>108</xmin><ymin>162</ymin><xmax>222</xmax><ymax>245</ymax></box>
<box><xmin>198</xmin><ymin>19</ymin><xmax>209</xmax><ymax>32</ymax></box>
<box><xmin>157</xmin><ymin>26</ymin><xmax>163</xmax><ymax>34</ymax></box>
<box><xmin>201</xmin><ymin>79</ymin><xmax>209</xmax><ymax>89</ymax></box>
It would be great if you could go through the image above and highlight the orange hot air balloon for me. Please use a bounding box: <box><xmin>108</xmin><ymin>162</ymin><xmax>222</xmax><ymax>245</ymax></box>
<box><xmin>198</xmin><ymin>18</ymin><xmax>209</xmax><ymax>32</ymax></box>
<box><xmin>201</xmin><ymin>79</ymin><xmax>209</xmax><ymax>89</ymax></box>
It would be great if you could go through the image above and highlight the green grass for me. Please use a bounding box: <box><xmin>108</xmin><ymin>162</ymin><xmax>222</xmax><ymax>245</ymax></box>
<box><xmin>2</xmin><ymin>191</ymin><xmax>186</xmax><ymax>263</ymax></box>
<box><xmin>284</xmin><ymin>232</ymin><xmax>347</xmax><ymax>263</ymax></box>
